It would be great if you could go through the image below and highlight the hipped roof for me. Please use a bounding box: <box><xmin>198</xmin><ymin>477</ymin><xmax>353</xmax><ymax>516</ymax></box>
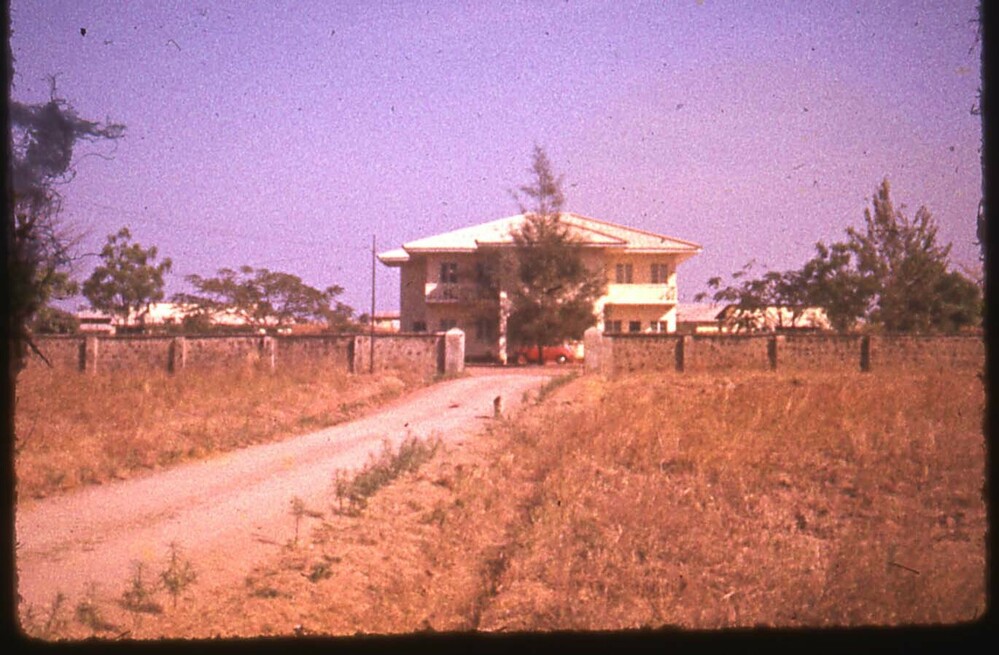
<box><xmin>378</xmin><ymin>212</ymin><xmax>702</xmax><ymax>265</ymax></box>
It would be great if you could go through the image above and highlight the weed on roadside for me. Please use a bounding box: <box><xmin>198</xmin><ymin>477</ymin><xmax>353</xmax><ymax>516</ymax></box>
<box><xmin>74</xmin><ymin>583</ymin><xmax>119</xmax><ymax>634</ymax></box>
<box><xmin>332</xmin><ymin>436</ymin><xmax>442</xmax><ymax>516</ymax></box>
<box><xmin>535</xmin><ymin>373</ymin><xmax>577</xmax><ymax>403</ymax></box>
<box><xmin>21</xmin><ymin>592</ymin><xmax>69</xmax><ymax>640</ymax></box>
<box><xmin>289</xmin><ymin>497</ymin><xmax>324</xmax><ymax>547</ymax></box>
<box><xmin>160</xmin><ymin>542</ymin><xmax>198</xmax><ymax>609</ymax></box>
<box><xmin>121</xmin><ymin>562</ymin><xmax>164</xmax><ymax>617</ymax></box>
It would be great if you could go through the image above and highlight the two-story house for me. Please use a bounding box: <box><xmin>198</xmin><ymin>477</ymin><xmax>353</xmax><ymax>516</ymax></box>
<box><xmin>378</xmin><ymin>213</ymin><xmax>701</xmax><ymax>361</ymax></box>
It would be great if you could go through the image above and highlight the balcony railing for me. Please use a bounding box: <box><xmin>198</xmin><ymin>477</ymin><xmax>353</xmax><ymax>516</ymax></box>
<box><xmin>605</xmin><ymin>283</ymin><xmax>678</xmax><ymax>305</ymax></box>
<box><xmin>425</xmin><ymin>283</ymin><xmax>498</xmax><ymax>304</ymax></box>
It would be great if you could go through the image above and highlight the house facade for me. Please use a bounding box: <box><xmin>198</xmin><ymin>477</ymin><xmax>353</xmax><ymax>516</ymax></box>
<box><xmin>378</xmin><ymin>213</ymin><xmax>702</xmax><ymax>361</ymax></box>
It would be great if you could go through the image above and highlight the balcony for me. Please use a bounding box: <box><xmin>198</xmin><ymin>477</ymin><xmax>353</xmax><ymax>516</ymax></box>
<box><xmin>605</xmin><ymin>283</ymin><xmax>678</xmax><ymax>305</ymax></box>
<box><xmin>425</xmin><ymin>282</ymin><xmax>498</xmax><ymax>304</ymax></box>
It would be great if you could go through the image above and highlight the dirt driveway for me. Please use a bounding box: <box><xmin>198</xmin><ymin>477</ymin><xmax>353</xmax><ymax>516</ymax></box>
<box><xmin>15</xmin><ymin>370</ymin><xmax>559</xmax><ymax>612</ymax></box>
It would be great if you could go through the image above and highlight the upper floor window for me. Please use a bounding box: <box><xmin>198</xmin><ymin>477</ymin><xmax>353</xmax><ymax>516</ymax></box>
<box><xmin>614</xmin><ymin>263</ymin><xmax>633</xmax><ymax>284</ymax></box>
<box><xmin>439</xmin><ymin>262</ymin><xmax>458</xmax><ymax>284</ymax></box>
<box><xmin>475</xmin><ymin>262</ymin><xmax>492</xmax><ymax>287</ymax></box>
<box><xmin>651</xmin><ymin>320</ymin><xmax>668</xmax><ymax>333</ymax></box>
<box><xmin>439</xmin><ymin>318</ymin><xmax>458</xmax><ymax>331</ymax></box>
<box><xmin>628</xmin><ymin>320</ymin><xmax>642</xmax><ymax>333</ymax></box>
<box><xmin>651</xmin><ymin>263</ymin><xmax>671</xmax><ymax>284</ymax></box>
<box><xmin>605</xmin><ymin>320</ymin><xmax>623</xmax><ymax>333</ymax></box>
<box><xmin>412</xmin><ymin>320</ymin><xmax>427</xmax><ymax>332</ymax></box>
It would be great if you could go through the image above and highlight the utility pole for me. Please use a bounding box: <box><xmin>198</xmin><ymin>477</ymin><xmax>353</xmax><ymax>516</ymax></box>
<box><xmin>370</xmin><ymin>234</ymin><xmax>375</xmax><ymax>374</ymax></box>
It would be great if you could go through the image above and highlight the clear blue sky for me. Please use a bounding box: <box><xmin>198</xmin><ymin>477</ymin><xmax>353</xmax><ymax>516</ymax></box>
<box><xmin>10</xmin><ymin>0</ymin><xmax>983</xmax><ymax>314</ymax></box>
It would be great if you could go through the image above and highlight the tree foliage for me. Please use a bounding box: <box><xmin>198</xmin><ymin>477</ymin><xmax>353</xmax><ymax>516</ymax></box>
<box><xmin>29</xmin><ymin>306</ymin><xmax>79</xmax><ymax>335</ymax></box>
<box><xmin>506</xmin><ymin>147</ymin><xmax>606</xmax><ymax>356</ymax></box>
<box><xmin>697</xmin><ymin>261</ymin><xmax>813</xmax><ymax>332</ymax></box>
<box><xmin>174</xmin><ymin>265</ymin><xmax>354</xmax><ymax>331</ymax></box>
<box><xmin>697</xmin><ymin>178</ymin><xmax>981</xmax><ymax>333</ymax></box>
<box><xmin>82</xmin><ymin>227</ymin><xmax>172</xmax><ymax>328</ymax></box>
<box><xmin>7</xmin><ymin>84</ymin><xmax>124</xmax><ymax>368</ymax></box>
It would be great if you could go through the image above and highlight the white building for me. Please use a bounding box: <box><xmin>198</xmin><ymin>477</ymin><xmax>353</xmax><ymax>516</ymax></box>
<box><xmin>378</xmin><ymin>212</ymin><xmax>702</xmax><ymax>361</ymax></box>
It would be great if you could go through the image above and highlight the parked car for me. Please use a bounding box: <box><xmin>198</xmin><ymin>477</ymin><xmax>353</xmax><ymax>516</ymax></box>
<box><xmin>511</xmin><ymin>344</ymin><xmax>576</xmax><ymax>365</ymax></box>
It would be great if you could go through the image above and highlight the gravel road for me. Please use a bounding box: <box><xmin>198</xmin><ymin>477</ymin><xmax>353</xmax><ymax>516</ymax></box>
<box><xmin>15</xmin><ymin>369</ymin><xmax>558</xmax><ymax>611</ymax></box>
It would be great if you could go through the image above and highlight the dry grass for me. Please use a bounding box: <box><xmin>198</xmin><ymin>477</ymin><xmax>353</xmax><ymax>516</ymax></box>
<box><xmin>472</xmin><ymin>370</ymin><xmax>985</xmax><ymax>629</ymax></box>
<box><xmin>14</xmin><ymin>363</ymin><xmax>425</xmax><ymax>500</ymax></box>
<box><xmin>31</xmin><ymin>368</ymin><xmax>986</xmax><ymax>638</ymax></box>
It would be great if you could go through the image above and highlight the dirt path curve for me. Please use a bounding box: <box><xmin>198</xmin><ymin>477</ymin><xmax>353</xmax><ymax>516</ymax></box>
<box><xmin>16</xmin><ymin>369</ymin><xmax>558</xmax><ymax>611</ymax></box>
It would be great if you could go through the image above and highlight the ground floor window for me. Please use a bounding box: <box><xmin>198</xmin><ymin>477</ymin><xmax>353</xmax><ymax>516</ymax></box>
<box><xmin>628</xmin><ymin>320</ymin><xmax>642</xmax><ymax>333</ymax></box>
<box><xmin>475</xmin><ymin>317</ymin><xmax>495</xmax><ymax>342</ymax></box>
<box><xmin>606</xmin><ymin>320</ymin><xmax>622</xmax><ymax>333</ymax></box>
<box><xmin>439</xmin><ymin>319</ymin><xmax>457</xmax><ymax>331</ymax></box>
<box><xmin>412</xmin><ymin>321</ymin><xmax>427</xmax><ymax>332</ymax></box>
<box><xmin>651</xmin><ymin>320</ymin><xmax>668</xmax><ymax>333</ymax></box>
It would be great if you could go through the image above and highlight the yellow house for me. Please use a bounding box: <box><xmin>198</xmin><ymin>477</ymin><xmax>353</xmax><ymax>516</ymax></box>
<box><xmin>378</xmin><ymin>213</ymin><xmax>701</xmax><ymax>361</ymax></box>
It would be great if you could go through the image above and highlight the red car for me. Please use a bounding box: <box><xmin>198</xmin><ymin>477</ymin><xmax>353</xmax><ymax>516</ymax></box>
<box><xmin>511</xmin><ymin>344</ymin><xmax>576</xmax><ymax>365</ymax></box>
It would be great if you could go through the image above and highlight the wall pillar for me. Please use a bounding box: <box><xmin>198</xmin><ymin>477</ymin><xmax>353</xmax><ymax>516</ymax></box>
<box><xmin>444</xmin><ymin>328</ymin><xmax>465</xmax><ymax>375</ymax></box>
<box><xmin>676</xmin><ymin>335</ymin><xmax>688</xmax><ymax>372</ymax></box>
<box><xmin>347</xmin><ymin>337</ymin><xmax>359</xmax><ymax>374</ymax></box>
<box><xmin>602</xmin><ymin>332</ymin><xmax>615</xmax><ymax>374</ymax></box>
<box><xmin>497</xmin><ymin>290</ymin><xmax>510</xmax><ymax>365</ymax></box>
<box><xmin>769</xmin><ymin>335</ymin><xmax>783</xmax><ymax>371</ymax></box>
<box><xmin>84</xmin><ymin>336</ymin><xmax>99</xmax><ymax>375</ymax></box>
<box><xmin>262</xmin><ymin>336</ymin><xmax>277</xmax><ymax>372</ymax></box>
<box><xmin>169</xmin><ymin>337</ymin><xmax>188</xmax><ymax>374</ymax></box>
<box><xmin>860</xmin><ymin>335</ymin><xmax>871</xmax><ymax>372</ymax></box>
<box><xmin>584</xmin><ymin>326</ymin><xmax>602</xmax><ymax>373</ymax></box>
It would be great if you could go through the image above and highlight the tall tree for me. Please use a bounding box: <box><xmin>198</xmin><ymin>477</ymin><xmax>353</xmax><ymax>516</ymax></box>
<box><xmin>697</xmin><ymin>178</ymin><xmax>981</xmax><ymax>333</ymax></box>
<box><xmin>506</xmin><ymin>147</ymin><xmax>606</xmax><ymax>361</ymax></box>
<box><xmin>7</xmin><ymin>83</ymin><xmax>124</xmax><ymax>368</ymax></box>
<box><xmin>174</xmin><ymin>265</ymin><xmax>354</xmax><ymax>331</ymax></box>
<box><xmin>82</xmin><ymin>227</ymin><xmax>172</xmax><ymax>329</ymax></box>
<box><xmin>846</xmin><ymin>178</ymin><xmax>974</xmax><ymax>332</ymax></box>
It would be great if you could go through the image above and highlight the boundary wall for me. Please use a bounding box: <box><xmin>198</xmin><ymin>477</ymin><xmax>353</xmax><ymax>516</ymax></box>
<box><xmin>584</xmin><ymin>329</ymin><xmax>983</xmax><ymax>375</ymax></box>
<box><xmin>26</xmin><ymin>331</ymin><xmax>464</xmax><ymax>378</ymax></box>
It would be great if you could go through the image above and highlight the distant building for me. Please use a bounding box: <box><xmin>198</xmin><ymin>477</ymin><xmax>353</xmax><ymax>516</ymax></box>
<box><xmin>676</xmin><ymin>303</ymin><xmax>725</xmax><ymax>334</ymax></box>
<box><xmin>676</xmin><ymin>303</ymin><xmax>833</xmax><ymax>334</ymax></box>
<box><xmin>77</xmin><ymin>302</ymin><xmax>259</xmax><ymax>333</ymax></box>
<box><xmin>76</xmin><ymin>310</ymin><xmax>116</xmax><ymax>335</ymax></box>
<box><xmin>717</xmin><ymin>305</ymin><xmax>832</xmax><ymax>333</ymax></box>
<box><xmin>372</xmin><ymin>311</ymin><xmax>401</xmax><ymax>333</ymax></box>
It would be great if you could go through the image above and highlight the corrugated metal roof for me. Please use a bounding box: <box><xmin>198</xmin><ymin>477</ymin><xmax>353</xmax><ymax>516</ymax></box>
<box><xmin>676</xmin><ymin>303</ymin><xmax>725</xmax><ymax>323</ymax></box>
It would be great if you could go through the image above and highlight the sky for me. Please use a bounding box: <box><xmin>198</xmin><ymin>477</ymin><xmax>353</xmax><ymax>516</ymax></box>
<box><xmin>9</xmin><ymin>0</ymin><xmax>983</xmax><ymax>315</ymax></box>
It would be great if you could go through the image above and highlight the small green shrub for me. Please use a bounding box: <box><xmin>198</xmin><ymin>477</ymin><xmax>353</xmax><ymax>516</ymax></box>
<box><xmin>120</xmin><ymin>562</ymin><xmax>163</xmax><ymax>615</ymax></box>
<box><xmin>332</xmin><ymin>436</ymin><xmax>442</xmax><ymax>516</ymax></box>
<box><xmin>74</xmin><ymin>583</ymin><xmax>118</xmax><ymax>633</ymax></box>
<box><xmin>159</xmin><ymin>542</ymin><xmax>197</xmax><ymax>609</ymax></box>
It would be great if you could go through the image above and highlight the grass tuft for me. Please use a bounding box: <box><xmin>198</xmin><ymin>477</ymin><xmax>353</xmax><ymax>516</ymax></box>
<box><xmin>332</xmin><ymin>436</ymin><xmax>442</xmax><ymax>516</ymax></box>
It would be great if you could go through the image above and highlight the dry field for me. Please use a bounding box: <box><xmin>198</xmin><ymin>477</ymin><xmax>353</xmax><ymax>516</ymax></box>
<box><xmin>19</xmin><ymin>368</ymin><xmax>986</xmax><ymax>639</ymax></box>
<box><xmin>14</xmin><ymin>363</ymin><xmax>427</xmax><ymax>500</ymax></box>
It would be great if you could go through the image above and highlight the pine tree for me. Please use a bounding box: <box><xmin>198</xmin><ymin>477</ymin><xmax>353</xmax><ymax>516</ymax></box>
<box><xmin>507</xmin><ymin>147</ymin><xmax>606</xmax><ymax>361</ymax></box>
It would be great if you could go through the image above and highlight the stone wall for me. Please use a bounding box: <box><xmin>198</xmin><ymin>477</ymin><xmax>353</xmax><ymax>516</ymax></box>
<box><xmin>868</xmin><ymin>335</ymin><xmax>985</xmax><ymax>371</ymax></box>
<box><xmin>684</xmin><ymin>335</ymin><xmax>772</xmax><ymax>372</ymax></box>
<box><xmin>24</xmin><ymin>337</ymin><xmax>84</xmax><ymax>372</ymax></box>
<box><xmin>26</xmin><ymin>332</ymin><xmax>458</xmax><ymax>378</ymax></box>
<box><xmin>96</xmin><ymin>337</ymin><xmax>175</xmax><ymax>373</ymax></box>
<box><xmin>183</xmin><ymin>336</ymin><xmax>269</xmax><ymax>371</ymax></box>
<box><xmin>273</xmin><ymin>335</ymin><xmax>354</xmax><ymax>372</ymax></box>
<box><xmin>604</xmin><ymin>334</ymin><xmax>683</xmax><ymax>374</ymax></box>
<box><xmin>353</xmin><ymin>333</ymin><xmax>445</xmax><ymax>379</ymax></box>
<box><xmin>776</xmin><ymin>334</ymin><xmax>866</xmax><ymax>372</ymax></box>
<box><xmin>591</xmin><ymin>332</ymin><xmax>983</xmax><ymax>375</ymax></box>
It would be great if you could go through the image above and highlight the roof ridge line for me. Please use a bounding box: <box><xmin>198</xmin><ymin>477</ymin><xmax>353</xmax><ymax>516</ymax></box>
<box><xmin>562</xmin><ymin>212</ymin><xmax>703</xmax><ymax>249</ymax></box>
